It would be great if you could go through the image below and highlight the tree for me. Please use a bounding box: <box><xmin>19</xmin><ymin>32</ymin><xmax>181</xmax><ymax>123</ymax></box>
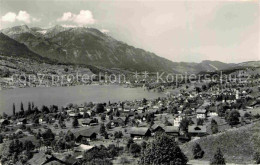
<box><xmin>130</xmin><ymin>143</ymin><xmax>141</xmax><ymax>157</ymax></box>
<box><xmin>13</xmin><ymin>103</ymin><xmax>16</xmax><ymax>116</ymax></box>
<box><xmin>101</xmin><ymin>114</ymin><xmax>106</xmax><ymax>121</ymax></box>
<box><xmin>41</xmin><ymin>105</ymin><xmax>50</xmax><ymax>113</ymax></box>
<box><xmin>104</xmin><ymin>131</ymin><xmax>109</xmax><ymax>139</ymax></box>
<box><xmin>28</xmin><ymin>102</ymin><xmax>32</xmax><ymax>113</ymax></box>
<box><xmin>227</xmin><ymin>110</ymin><xmax>240</xmax><ymax>126</ymax></box>
<box><xmin>96</xmin><ymin>103</ymin><xmax>105</xmax><ymax>113</ymax></box>
<box><xmin>126</xmin><ymin>138</ymin><xmax>134</xmax><ymax>150</ymax></box>
<box><xmin>115</xmin><ymin>110</ymin><xmax>120</xmax><ymax>117</ymax></box>
<box><xmin>99</xmin><ymin>123</ymin><xmax>106</xmax><ymax>136</ymax></box>
<box><xmin>20</xmin><ymin>102</ymin><xmax>24</xmax><ymax>112</ymax></box>
<box><xmin>140</xmin><ymin>133</ymin><xmax>188</xmax><ymax>165</ymax></box>
<box><xmin>33</xmin><ymin>117</ymin><xmax>39</xmax><ymax>125</ymax></box>
<box><xmin>65</xmin><ymin>130</ymin><xmax>75</xmax><ymax>142</ymax></box>
<box><xmin>9</xmin><ymin>139</ymin><xmax>23</xmax><ymax>155</ymax></box>
<box><xmin>211</xmin><ymin>119</ymin><xmax>218</xmax><ymax>134</ymax></box>
<box><xmin>23</xmin><ymin>140</ymin><xmax>35</xmax><ymax>152</ymax></box>
<box><xmin>141</xmin><ymin>141</ymin><xmax>147</xmax><ymax>150</ymax></box>
<box><xmin>67</xmin><ymin>103</ymin><xmax>73</xmax><ymax>109</ymax></box>
<box><xmin>55</xmin><ymin>138</ymin><xmax>66</xmax><ymax>151</ymax></box>
<box><xmin>36</xmin><ymin>130</ymin><xmax>42</xmax><ymax>139</ymax></box>
<box><xmin>149</xmin><ymin>118</ymin><xmax>154</xmax><ymax>127</ymax></box>
<box><xmin>146</xmin><ymin>113</ymin><xmax>154</xmax><ymax>123</ymax></box>
<box><xmin>72</xmin><ymin>118</ymin><xmax>79</xmax><ymax>128</ymax></box>
<box><xmin>31</xmin><ymin>102</ymin><xmax>34</xmax><ymax>110</ymax></box>
<box><xmin>58</xmin><ymin>116</ymin><xmax>64</xmax><ymax>125</ymax></box>
<box><xmin>20</xmin><ymin>150</ymin><xmax>32</xmax><ymax>163</ymax></box>
<box><xmin>217</xmin><ymin>107</ymin><xmax>225</xmax><ymax>117</ymax></box>
<box><xmin>106</xmin><ymin>122</ymin><xmax>112</xmax><ymax>130</ymax></box>
<box><xmin>210</xmin><ymin>148</ymin><xmax>225</xmax><ymax>165</ymax></box>
<box><xmin>192</xmin><ymin>143</ymin><xmax>204</xmax><ymax>159</ymax></box>
<box><xmin>0</xmin><ymin>134</ymin><xmax>4</xmax><ymax>143</ymax></box>
<box><xmin>202</xmin><ymin>85</ymin><xmax>207</xmax><ymax>91</ymax></box>
<box><xmin>42</xmin><ymin>129</ymin><xmax>55</xmax><ymax>146</ymax></box>
<box><xmin>83</xmin><ymin>112</ymin><xmax>90</xmax><ymax>118</ymax></box>
<box><xmin>64</xmin><ymin>67</ymin><xmax>69</xmax><ymax>72</ymax></box>
<box><xmin>180</xmin><ymin>118</ymin><xmax>191</xmax><ymax>132</ymax></box>
<box><xmin>142</xmin><ymin>98</ymin><xmax>148</xmax><ymax>105</ymax></box>
<box><xmin>253</xmin><ymin>152</ymin><xmax>260</xmax><ymax>164</ymax></box>
<box><xmin>114</xmin><ymin>131</ymin><xmax>123</xmax><ymax>139</ymax></box>
<box><xmin>195</xmin><ymin>87</ymin><xmax>202</xmax><ymax>93</ymax></box>
<box><xmin>107</xmin><ymin>144</ymin><xmax>120</xmax><ymax>158</ymax></box>
<box><xmin>109</xmin><ymin>114</ymin><xmax>113</xmax><ymax>120</ymax></box>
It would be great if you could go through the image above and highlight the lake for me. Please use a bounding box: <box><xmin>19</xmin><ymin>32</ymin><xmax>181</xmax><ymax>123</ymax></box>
<box><xmin>0</xmin><ymin>85</ymin><xmax>165</xmax><ymax>114</ymax></box>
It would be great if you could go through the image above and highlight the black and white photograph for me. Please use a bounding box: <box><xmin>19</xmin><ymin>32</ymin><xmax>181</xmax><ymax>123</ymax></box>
<box><xmin>0</xmin><ymin>0</ymin><xmax>259</xmax><ymax>164</ymax></box>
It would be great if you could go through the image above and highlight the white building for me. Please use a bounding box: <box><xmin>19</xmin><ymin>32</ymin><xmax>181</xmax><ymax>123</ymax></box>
<box><xmin>196</xmin><ymin>109</ymin><xmax>207</xmax><ymax>119</ymax></box>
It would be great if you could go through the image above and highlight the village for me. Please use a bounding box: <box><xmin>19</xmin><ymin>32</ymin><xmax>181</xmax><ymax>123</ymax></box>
<box><xmin>0</xmin><ymin>67</ymin><xmax>259</xmax><ymax>165</ymax></box>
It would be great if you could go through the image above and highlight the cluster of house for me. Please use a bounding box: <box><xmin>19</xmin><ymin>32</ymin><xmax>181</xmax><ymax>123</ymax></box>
<box><xmin>65</xmin><ymin>94</ymin><xmax>211</xmax><ymax>142</ymax></box>
<box><xmin>63</xmin><ymin>76</ymin><xmax>260</xmax><ymax>144</ymax></box>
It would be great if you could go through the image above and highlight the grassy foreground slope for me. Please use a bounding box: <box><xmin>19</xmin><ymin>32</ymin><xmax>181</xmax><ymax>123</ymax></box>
<box><xmin>181</xmin><ymin>121</ymin><xmax>260</xmax><ymax>164</ymax></box>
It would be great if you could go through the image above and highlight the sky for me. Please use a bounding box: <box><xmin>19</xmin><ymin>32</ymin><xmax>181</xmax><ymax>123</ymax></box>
<box><xmin>0</xmin><ymin>0</ymin><xmax>259</xmax><ymax>63</ymax></box>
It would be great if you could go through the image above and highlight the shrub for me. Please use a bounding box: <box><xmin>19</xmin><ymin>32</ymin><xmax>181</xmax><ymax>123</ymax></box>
<box><xmin>114</xmin><ymin>131</ymin><xmax>123</xmax><ymax>139</ymax></box>
<box><xmin>210</xmin><ymin>148</ymin><xmax>225</xmax><ymax>165</ymax></box>
<box><xmin>126</xmin><ymin>138</ymin><xmax>134</xmax><ymax>150</ymax></box>
<box><xmin>211</xmin><ymin>119</ymin><xmax>218</xmax><ymax>134</ymax></box>
<box><xmin>226</xmin><ymin>110</ymin><xmax>240</xmax><ymax>126</ymax></box>
<box><xmin>130</xmin><ymin>143</ymin><xmax>141</xmax><ymax>157</ymax></box>
<box><xmin>192</xmin><ymin>143</ymin><xmax>204</xmax><ymax>159</ymax></box>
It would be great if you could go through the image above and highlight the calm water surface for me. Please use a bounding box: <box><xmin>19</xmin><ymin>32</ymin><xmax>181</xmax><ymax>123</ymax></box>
<box><xmin>0</xmin><ymin>85</ymin><xmax>165</xmax><ymax>114</ymax></box>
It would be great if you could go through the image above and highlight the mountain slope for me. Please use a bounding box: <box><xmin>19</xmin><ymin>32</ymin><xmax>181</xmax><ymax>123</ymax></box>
<box><xmin>181</xmin><ymin>121</ymin><xmax>260</xmax><ymax>164</ymax></box>
<box><xmin>0</xmin><ymin>32</ymin><xmax>50</xmax><ymax>62</ymax></box>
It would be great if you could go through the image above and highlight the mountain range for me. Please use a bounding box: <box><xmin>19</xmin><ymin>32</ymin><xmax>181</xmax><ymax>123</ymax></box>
<box><xmin>1</xmin><ymin>25</ymin><xmax>259</xmax><ymax>74</ymax></box>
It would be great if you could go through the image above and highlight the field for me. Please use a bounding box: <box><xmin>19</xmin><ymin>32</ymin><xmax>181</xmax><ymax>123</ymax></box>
<box><xmin>181</xmin><ymin>121</ymin><xmax>260</xmax><ymax>164</ymax></box>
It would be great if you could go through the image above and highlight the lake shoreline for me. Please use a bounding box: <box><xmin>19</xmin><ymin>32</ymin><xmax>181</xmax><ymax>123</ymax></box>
<box><xmin>0</xmin><ymin>83</ymin><xmax>127</xmax><ymax>91</ymax></box>
<box><xmin>0</xmin><ymin>84</ymin><xmax>165</xmax><ymax>115</ymax></box>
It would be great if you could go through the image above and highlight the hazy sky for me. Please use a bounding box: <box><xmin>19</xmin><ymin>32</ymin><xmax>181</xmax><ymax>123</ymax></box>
<box><xmin>0</xmin><ymin>0</ymin><xmax>259</xmax><ymax>63</ymax></box>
